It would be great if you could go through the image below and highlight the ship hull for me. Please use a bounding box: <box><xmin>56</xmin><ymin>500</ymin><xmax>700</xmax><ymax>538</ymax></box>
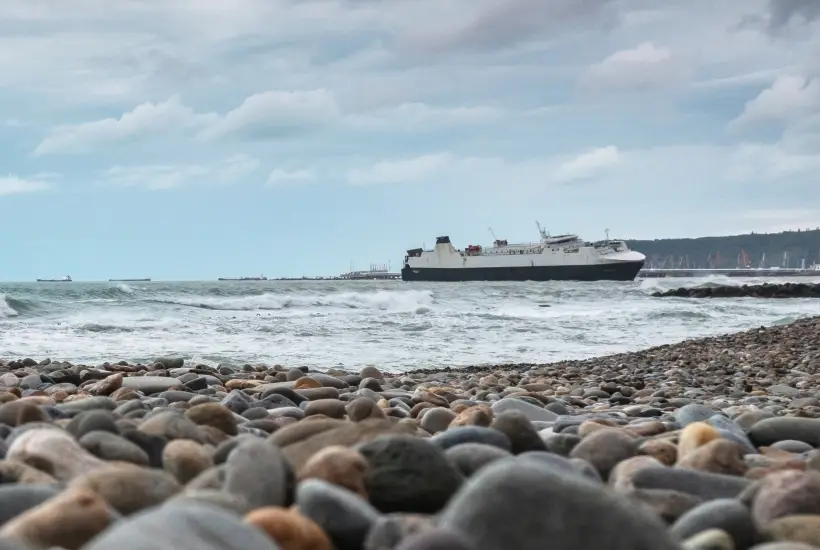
<box><xmin>401</xmin><ymin>260</ymin><xmax>644</xmax><ymax>282</ymax></box>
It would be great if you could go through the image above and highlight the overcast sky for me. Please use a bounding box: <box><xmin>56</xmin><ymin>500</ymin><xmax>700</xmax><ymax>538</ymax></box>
<box><xmin>1</xmin><ymin>0</ymin><xmax>819</xmax><ymax>279</ymax></box>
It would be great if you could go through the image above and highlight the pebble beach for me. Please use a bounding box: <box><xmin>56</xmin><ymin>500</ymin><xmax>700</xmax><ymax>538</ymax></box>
<box><xmin>2</xmin><ymin>316</ymin><xmax>820</xmax><ymax>549</ymax></box>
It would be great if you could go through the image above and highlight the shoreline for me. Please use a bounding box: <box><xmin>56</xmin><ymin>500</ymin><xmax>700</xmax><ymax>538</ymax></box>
<box><xmin>392</xmin><ymin>314</ymin><xmax>820</xmax><ymax>377</ymax></box>
<box><xmin>2</xmin><ymin>316</ymin><xmax>820</xmax><ymax>547</ymax></box>
<box><xmin>4</xmin><ymin>314</ymin><xmax>818</xmax><ymax>376</ymax></box>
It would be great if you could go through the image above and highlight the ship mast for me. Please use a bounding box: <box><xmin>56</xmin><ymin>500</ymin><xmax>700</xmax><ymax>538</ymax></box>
<box><xmin>535</xmin><ymin>221</ymin><xmax>548</xmax><ymax>240</ymax></box>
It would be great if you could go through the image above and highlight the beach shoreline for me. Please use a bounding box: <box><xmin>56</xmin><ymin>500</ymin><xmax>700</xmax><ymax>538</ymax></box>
<box><xmin>1</xmin><ymin>315</ymin><xmax>820</xmax><ymax>548</ymax></box>
<box><xmin>4</xmin><ymin>314</ymin><xmax>819</xmax><ymax>380</ymax></box>
<box><xmin>391</xmin><ymin>314</ymin><xmax>820</xmax><ymax>377</ymax></box>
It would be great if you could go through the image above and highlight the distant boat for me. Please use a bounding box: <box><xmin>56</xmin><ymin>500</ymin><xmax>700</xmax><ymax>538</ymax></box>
<box><xmin>109</xmin><ymin>278</ymin><xmax>151</xmax><ymax>282</ymax></box>
<box><xmin>218</xmin><ymin>274</ymin><xmax>268</xmax><ymax>281</ymax></box>
<box><xmin>37</xmin><ymin>275</ymin><xmax>72</xmax><ymax>282</ymax></box>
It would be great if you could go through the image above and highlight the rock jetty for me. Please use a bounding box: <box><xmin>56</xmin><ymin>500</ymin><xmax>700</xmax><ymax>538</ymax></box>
<box><xmin>0</xmin><ymin>317</ymin><xmax>820</xmax><ymax>548</ymax></box>
<box><xmin>652</xmin><ymin>281</ymin><xmax>820</xmax><ymax>298</ymax></box>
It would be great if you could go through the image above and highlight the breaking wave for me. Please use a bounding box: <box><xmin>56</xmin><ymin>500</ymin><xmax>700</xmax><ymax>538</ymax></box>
<box><xmin>1</xmin><ymin>295</ymin><xmax>37</xmax><ymax>318</ymax></box>
<box><xmin>150</xmin><ymin>290</ymin><xmax>435</xmax><ymax>313</ymax></box>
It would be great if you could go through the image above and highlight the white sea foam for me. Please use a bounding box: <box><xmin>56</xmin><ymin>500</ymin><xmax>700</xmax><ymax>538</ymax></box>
<box><xmin>1</xmin><ymin>279</ymin><xmax>818</xmax><ymax>371</ymax></box>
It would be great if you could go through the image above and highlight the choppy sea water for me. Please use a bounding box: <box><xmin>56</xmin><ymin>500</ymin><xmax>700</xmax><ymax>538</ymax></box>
<box><xmin>1</xmin><ymin>277</ymin><xmax>819</xmax><ymax>372</ymax></box>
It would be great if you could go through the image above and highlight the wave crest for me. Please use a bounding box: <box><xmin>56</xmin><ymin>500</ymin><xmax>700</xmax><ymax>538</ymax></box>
<box><xmin>151</xmin><ymin>290</ymin><xmax>434</xmax><ymax>313</ymax></box>
<box><xmin>1</xmin><ymin>295</ymin><xmax>37</xmax><ymax>318</ymax></box>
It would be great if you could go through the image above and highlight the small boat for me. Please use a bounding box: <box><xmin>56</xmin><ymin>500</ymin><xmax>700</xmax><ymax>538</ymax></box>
<box><xmin>109</xmin><ymin>278</ymin><xmax>151</xmax><ymax>282</ymax></box>
<box><xmin>37</xmin><ymin>275</ymin><xmax>72</xmax><ymax>282</ymax></box>
<box><xmin>218</xmin><ymin>274</ymin><xmax>268</xmax><ymax>281</ymax></box>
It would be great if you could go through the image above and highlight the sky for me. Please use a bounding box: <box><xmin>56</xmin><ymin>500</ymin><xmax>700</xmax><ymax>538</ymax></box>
<box><xmin>1</xmin><ymin>0</ymin><xmax>820</xmax><ymax>280</ymax></box>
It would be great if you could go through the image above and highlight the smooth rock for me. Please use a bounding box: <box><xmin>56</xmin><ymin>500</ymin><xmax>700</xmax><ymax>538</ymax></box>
<box><xmin>676</xmin><ymin>404</ymin><xmax>721</xmax><ymax>427</ymax></box>
<box><xmin>186</xmin><ymin>403</ymin><xmax>239</xmax><ymax>435</ymax></box>
<box><xmin>121</xmin><ymin>376</ymin><xmax>183</xmax><ymax>394</ymax></box>
<box><xmin>490</xmin><ymin>398</ymin><xmax>558</xmax><ymax>423</ymax></box>
<box><xmin>445</xmin><ymin>443</ymin><xmax>512</xmax><ymax>478</ymax></box>
<box><xmin>670</xmin><ymin>499</ymin><xmax>757</xmax><ymax>550</ymax></box>
<box><xmin>139</xmin><ymin>411</ymin><xmax>207</xmax><ymax>442</ymax></box>
<box><xmin>0</xmin><ymin>486</ymin><xmax>111</xmax><ymax>550</ymax></box>
<box><xmin>681</xmin><ymin>528</ymin><xmax>735</xmax><ymax>550</ymax></box>
<box><xmin>750</xmin><ymin>418</ymin><xmax>820</xmax><ymax>448</ymax></box>
<box><xmin>163</xmin><ymin>439</ymin><xmax>214</xmax><ymax>484</ymax></box>
<box><xmin>430</xmin><ymin>426</ymin><xmax>511</xmax><ymax>452</ymax></box>
<box><xmin>437</xmin><ymin>457</ymin><xmax>679</xmax><ymax>550</ymax></box>
<box><xmin>79</xmin><ymin>430</ymin><xmax>151</xmax><ymax>466</ymax></box>
<box><xmin>752</xmin><ymin>470</ymin><xmax>820</xmax><ymax>527</ymax></box>
<box><xmin>631</xmin><ymin>467</ymin><xmax>752</xmax><ymax>500</ymax></box>
<box><xmin>70</xmin><ymin>464</ymin><xmax>182</xmax><ymax>516</ymax></box>
<box><xmin>677</xmin><ymin>439</ymin><xmax>748</xmax><ymax>476</ymax></box>
<box><xmin>6</xmin><ymin>428</ymin><xmax>106</xmax><ymax>481</ymax></box>
<box><xmin>225</xmin><ymin>438</ymin><xmax>292</xmax><ymax>508</ymax></box>
<box><xmin>765</xmin><ymin>515</ymin><xmax>820</xmax><ymax>547</ymax></box>
<box><xmin>299</xmin><ymin>445</ymin><xmax>369</xmax><ymax>499</ymax></box>
<box><xmin>569</xmin><ymin>428</ymin><xmax>637</xmax><ymax>480</ymax></box>
<box><xmin>244</xmin><ymin>507</ymin><xmax>331</xmax><ymax>550</ymax></box>
<box><xmin>356</xmin><ymin>436</ymin><xmax>463</xmax><ymax>514</ymax></box>
<box><xmin>0</xmin><ymin>485</ymin><xmax>60</xmax><ymax>525</ymax></box>
<box><xmin>83</xmin><ymin>501</ymin><xmax>280</xmax><ymax>550</ymax></box>
<box><xmin>363</xmin><ymin>513</ymin><xmax>435</xmax><ymax>550</ymax></box>
<box><xmin>489</xmin><ymin>410</ymin><xmax>547</xmax><ymax>454</ymax></box>
<box><xmin>296</xmin><ymin>479</ymin><xmax>381</xmax><ymax>550</ymax></box>
<box><xmin>419</xmin><ymin>408</ymin><xmax>456</xmax><ymax>435</ymax></box>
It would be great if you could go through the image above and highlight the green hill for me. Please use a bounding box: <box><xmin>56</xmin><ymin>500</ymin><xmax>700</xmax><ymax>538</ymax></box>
<box><xmin>625</xmin><ymin>229</ymin><xmax>820</xmax><ymax>269</ymax></box>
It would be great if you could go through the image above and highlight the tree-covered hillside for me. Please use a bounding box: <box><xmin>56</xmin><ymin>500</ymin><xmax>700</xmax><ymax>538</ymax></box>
<box><xmin>625</xmin><ymin>229</ymin><xmax>820</xmax><ymax>269</ymax></box>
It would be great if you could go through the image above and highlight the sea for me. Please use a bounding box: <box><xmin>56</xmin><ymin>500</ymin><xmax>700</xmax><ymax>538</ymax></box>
<box><xmin>1</xmin><ymin>276</ymin><xmax>819</xmax><ymax>372</ymax></box>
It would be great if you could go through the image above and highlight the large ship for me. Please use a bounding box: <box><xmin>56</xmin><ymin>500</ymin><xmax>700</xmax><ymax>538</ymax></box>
<box><xmin>401</xmin><ymin>224</ymin><xmax>645</xmax><ymax>282</ymax></box>
<box><xmin>37</xmin><ymin>275</ymin><xmax>72</xmax><ymax>282</ymax></box>
<box><xmin>218</xmin><ymin>274</ymin><xmax>268</xmax><ymax>281</ymax></box>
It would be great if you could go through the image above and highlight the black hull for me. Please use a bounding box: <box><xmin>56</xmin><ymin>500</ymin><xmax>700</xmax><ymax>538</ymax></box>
<box><xmin>401</xmin><ymin>261</ymin><xmax>644</xmax><ymax>282</ymax></box>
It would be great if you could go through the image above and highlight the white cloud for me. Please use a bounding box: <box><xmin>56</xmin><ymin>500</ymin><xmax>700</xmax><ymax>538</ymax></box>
<box><xmin>215</xmin><ymin>154</ymin><xmax>261</xmax><ymax>184</ymax></box>
<box><xmin>34</xmin><ymin>95</ymin><xmax>215</xmax><ymax>156</ymax></box>
<box><xmin>781</xmin><ymin>113</ymin><xmax>820</xmax><ymax>153</ymax></box>
<box><xmin>581</xmin><ymin>42</ymin><xmax>691</xmax><ymax>91</ymax></box>
<box><xmin>552</xmin><ymin>146</ymin><xmax>621</xmax><ymax>183</ymax></box>
<box><xmin>725</xmin><ymin>142</ymin><xmax>820</xmax><ymax>180</ymax></box>
<box><xmin>348</xmin><ymin>103</ymin><xmax>502</xmax><ymax>132</ymax></box>
<box><xmin>399</xmin><ymin>0</ymin><xmax>618</xmax><ymax>54</ymax></box>
<box><xmin>0</xmin><ymin>174</ymin><xmax>50</xmax><ymax>195</ymax></box>
<box><xmin>104</xmin><ymin>154</ymin><xmax>260</xmax><ymax>190</ymax></box>
<box><xmin>33</xmin><ymin>89</ymin><xmax>502</xmax><ymax>157</ymax></box>
<box><xmin>347</xmin><ymin>153</ymin><xmax>455</xmax><ymax>185</ymax></box>
<box><xmin>266</xmin><ymin>168</ymin><xmax>315</xmax><ymax>186</ymax></box>
<box><xmin>197</xmin><ymin>90</ymin><xmax>340</xmax><ymax>142</ymax></box>
<box><xmin>731</xmin><ymin>75</ymin><xmax>820</xmax><ymax>129</ymax></box>
<box><xmin>767</xmin><ymin>0</ymin><xmax>820</xmax><ymax>31</ymax></box>
<box><xmin>105</xmin><ymin>164</ymin><xmax>210</xmax><ymax>190</ymax></box>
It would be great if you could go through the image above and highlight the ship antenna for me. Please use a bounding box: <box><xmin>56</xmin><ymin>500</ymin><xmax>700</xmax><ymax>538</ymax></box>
<box><xmin>488</xmin><ymin>226</ymin><xmax>497</xmax><ymax>242</ymax></box>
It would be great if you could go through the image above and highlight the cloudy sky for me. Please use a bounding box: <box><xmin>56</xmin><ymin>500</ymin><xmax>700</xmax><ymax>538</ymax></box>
<box><xmin>1</xmin><ymin>0</ymin><xmax>819</xmax><ymax>279</ymax></box>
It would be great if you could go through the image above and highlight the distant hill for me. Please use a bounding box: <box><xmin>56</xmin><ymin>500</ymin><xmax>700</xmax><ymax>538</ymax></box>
<box><xmin>625</xmin><ymin>229</ymin><xmax>820</xmax><ymax>269</ymax></box>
